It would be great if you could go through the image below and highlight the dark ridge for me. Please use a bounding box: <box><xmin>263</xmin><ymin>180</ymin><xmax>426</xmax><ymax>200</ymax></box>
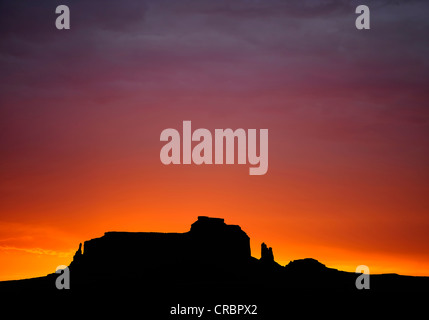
<box><xmin>1</xmin><ymin>216</ymin><xmax>428</xmax><ymax>308</ymax></box>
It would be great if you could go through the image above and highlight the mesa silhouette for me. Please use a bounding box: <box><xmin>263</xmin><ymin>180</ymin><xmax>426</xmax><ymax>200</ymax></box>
<box><xmin>1</xmin><ymin>216</ymin><xmax>428</xmax><ymax>295</ymax></box>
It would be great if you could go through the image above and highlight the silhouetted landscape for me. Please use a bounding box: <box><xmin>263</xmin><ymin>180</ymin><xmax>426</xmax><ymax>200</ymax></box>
<box><xmin>1</xmin><ymin>216</ymin><xmax>428</xmax><ymax>315</ymax></box>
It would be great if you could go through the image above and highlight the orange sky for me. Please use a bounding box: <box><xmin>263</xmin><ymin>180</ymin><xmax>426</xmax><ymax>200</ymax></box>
<box><xmin>1</xmin><ymin>0</ymin><xmax>429</xmax><ymax>281</ymax></box>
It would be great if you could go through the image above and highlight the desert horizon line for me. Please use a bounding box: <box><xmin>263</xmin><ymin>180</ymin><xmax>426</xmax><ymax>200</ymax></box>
<box><xmin>1</xmin><ymin>215</ymin><xmax>428</xmax><ymax>282</ymax></box>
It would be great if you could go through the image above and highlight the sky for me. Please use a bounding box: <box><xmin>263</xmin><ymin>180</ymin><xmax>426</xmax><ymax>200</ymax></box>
<box><xmin>0</xmin><ymin>0</ymin><xmax>429</xmax><ymax>281</ymax></box>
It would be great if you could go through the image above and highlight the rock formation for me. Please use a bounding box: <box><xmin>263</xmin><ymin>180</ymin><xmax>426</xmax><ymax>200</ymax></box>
<box><xmin>70</xmin><ymin>216</ymin><xmax>252</xmax><ymax>275</ymax></box>
<box><xmin>2</xmin><ymin>216</ymin><xmax>429</xmax><ymax>295</ymax></box>
<box><xmin>260</xmin><ymin>242</ymin><xmax>274</xmax><ymax>263</ymax></box>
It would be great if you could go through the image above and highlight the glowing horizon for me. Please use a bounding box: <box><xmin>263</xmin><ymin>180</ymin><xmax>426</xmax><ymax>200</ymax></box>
<box><xmin>1</xmin><ymin>0</ymin><xmax>429</xmax><ymax>281</ymax></box>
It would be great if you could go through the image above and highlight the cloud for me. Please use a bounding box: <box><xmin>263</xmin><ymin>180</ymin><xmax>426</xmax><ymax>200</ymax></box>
<box><xmin>0</xmin><ymin>221</ymin><xmax>79</xmax><ymax>256</ymax></box>
<box><xmin>0</xmin><ymin>245</ymin><xmax>74</xmax><ymax>258</ymax></box>
<box><xmin>0</xmin><ymin>0</ymin><xmax>428</xmax><ymax>168</ymax></box>
<box><xmin>1</xmin><ymin>0</ymin><xmax>428</xmax><ymax>92</ymax></box>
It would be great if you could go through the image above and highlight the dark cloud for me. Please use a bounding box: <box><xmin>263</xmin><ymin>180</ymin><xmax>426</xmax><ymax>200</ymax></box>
<box><xmin>0</xmin><ymin>0</ymin><xmax>428</xmax><ymax>111</ymax></box>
